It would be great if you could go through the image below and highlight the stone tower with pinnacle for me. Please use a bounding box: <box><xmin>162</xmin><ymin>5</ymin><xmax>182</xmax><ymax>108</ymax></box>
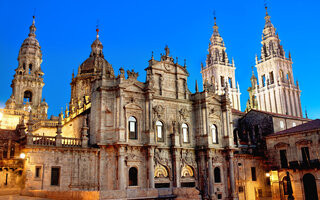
<box><xmin>5</xmin><ymin>16</ymin><xmax>48</xmax><ymax>119</ymax></box>
<box><xmin>250</xmin><ymin>6</ymin><xmax>302</xmax><ymax>117</ymax></box>
<box><xmin>69</xmin><ymin>28</ymin><xmax>114</xmax><ymax>114</ymax></box>
<box><xmin>201</xmin><ymin>15</ymin><xmax>241</xmax><ymax>110</ymax></box>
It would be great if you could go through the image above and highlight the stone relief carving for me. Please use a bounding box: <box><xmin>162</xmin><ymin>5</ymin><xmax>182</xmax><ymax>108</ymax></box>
<box><xmin>181</xmin><ymin>164</ymin><xmax>194</xmax><ymax>178</ymax></box>
<box><xmin>154</xmin><ymin>148</ymin><xmax>172</xmax><ymax>180</ymax></box>
<box><xmin>153</xmin><ymin>105</ymin><xmax>164</xmax><ymax>119</ymax></box>
<box><xmin>181</xmin><ymin>150</ymin><xmax>197</xmax><ymax>169</ymax></box>
<box><xmin>179</xmin><ymin>107</ymin><xmax>190</xmax><ymax>121</ymax></box>
<box><xmin>154</xmin><ymin>164</ymin><xmax>168</xmax><ymax>178</ymax></box>
<box><xmin>154</xmin><ymin>148</ymin><xmax>170</xmax><ymax>168</ymax></box>
<box><xmin>126</xmin><ymin>146</ymin><xmax>144</xmax><ymax>162</ymax></box>
<box><xmin>208</xmin><ymin>106</ymin><xmax>221</xmax><ymax>119</ymax></box>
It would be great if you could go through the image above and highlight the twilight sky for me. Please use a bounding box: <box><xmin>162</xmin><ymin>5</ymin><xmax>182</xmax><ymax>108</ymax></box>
<box><xmin>0</xmin><ymin>0</ymin><xmax>319</xmax><ymax>119</ymax></box>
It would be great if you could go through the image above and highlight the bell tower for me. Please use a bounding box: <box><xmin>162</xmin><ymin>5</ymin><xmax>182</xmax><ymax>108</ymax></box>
<box><xmin>201</xmin><ymin>15</ymin><xmax>241</xmax><ymax>110</ymax></box>
<box><xmin>254</xmin><ymin>6</ymin><xmax>302</xmax><ymax>117</ymax></box>
<box><xmin>5</xmin><ymin>16</ymin><xmax>48</xmax><ymax>119</ymax></box>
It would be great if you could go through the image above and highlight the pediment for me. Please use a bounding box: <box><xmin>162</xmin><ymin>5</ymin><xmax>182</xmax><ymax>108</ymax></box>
<box><xmin>122</xmin><ymin>81</ymin><xmax>145</xmax><ymax>92</ymax></box>
<box><xmin>274</xmin><ymin>142</ymin><xmax>290</xmax><ymax>149</ymax></box>
<box><xmin>124</xmin><ymin>103</ymin><xmax>142</xmax><ymax>110</ymax></box>
<box><xmin>295</xmin><ymin>139</ymin><xmax>312</xmax><ymax>146</ymax></box>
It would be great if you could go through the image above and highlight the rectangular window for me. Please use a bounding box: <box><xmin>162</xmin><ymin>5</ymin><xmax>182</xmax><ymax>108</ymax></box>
<box><xmin>51</xmin><ymin>167</ymin><xmax>60</xmax><ymax>186</ymax></box>
<box><xmin>129</xmin><ymin>122</ymin><xmax>135</xmax><ymax>132</ymax></box>
<box><xmin>301</xmin><ymin>147</ymin><xmax>310</xmax><ymax>163</ymax></box>
<box><xmin>269</xmin><ymin>71</ymin><xmax>274</xmax><ymax>84</ymax></box>
<box><xmin>220</xmin><ymin>76</ymin><xmax>225</xmax><ymax>87</ymax></box>
<box><xmin>251</xmin><ymin>167</ymin><xmax>257</xmax><ymax>181</ymax></box>
<box><xmin>183</xmin><ymin>128</ymin><xmax>188</xmax><ymax>143</ymax></box>
<box><xmin>280</xmin><ymin>150</ymin><xmax>288</xmax><ymax>168</ymax></box>
<box><xmin>157</xmin><ymin>126</ymin><xmax>162</xmax><ymax>138</ymax></box>
<box><xmin>35</xmin><ymin>166</ymin><xmax>41</xmax><ymax>178</ymax></box>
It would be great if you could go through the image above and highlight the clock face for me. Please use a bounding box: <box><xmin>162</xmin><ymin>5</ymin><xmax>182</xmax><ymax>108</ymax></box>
<box><xmin>164</xmin><ymin>64</ymin><xmax>172</xmax><ymax>71</ymax></box>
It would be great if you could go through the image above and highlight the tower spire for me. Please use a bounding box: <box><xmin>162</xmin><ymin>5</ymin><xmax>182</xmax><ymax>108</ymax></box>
<box><xmin>28</xmin><ymin>15</ymin><xmax>37</xmax><ymax>37</ymax></box>
<box><xmin>96</xmin><ymin>20</ymin><xmax>100</xmax><ymax>39</ymax></box>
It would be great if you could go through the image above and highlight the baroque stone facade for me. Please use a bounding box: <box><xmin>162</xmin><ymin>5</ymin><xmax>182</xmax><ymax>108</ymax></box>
<box><xmin>0</xmin><ymin>5</ymin><xmax>318</xmax><ymax>200</ymax></box>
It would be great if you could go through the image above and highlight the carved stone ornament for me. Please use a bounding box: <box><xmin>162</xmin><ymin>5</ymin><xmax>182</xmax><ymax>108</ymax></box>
<box><xmin>154</xmin><ymin>164</ymin><xmax>168</xmax><ymax>178</ymax></box>
<box><xmin>147</xmin><ymin>74</ymin><xmax>154</xmax><ymax>89</ymax></box>
<box><xmin>153</xmin><ymin>105</ymin><xmax>164</xmax><ymax>119</ymax></box>
<box><xmin>208</xmin><ymin>106</ymin><xmax>221</xmax><ymax>119</ymax></box>
<box><xmin>127</xmin><ymin>69</ymin><xmax>139</xmax><ymax>80</ymax></box>
<box><xmin>179</xmin><ymin>108</ymin><xmax>190</xmax><ymax>121</ymax></box>
<box><xmin>164</xmin><ymin>63</ymin><xmax>173</xmax><ymax>71</ymax></box>
<box><xmin>181</xmin><ymin>164</ymin><xmax>194</xmax><ymax>178</ymax></box>
<box><xmin>154</xmin><ymin>148</ymin><xmax>170</xmax><ymax>167</ymax></box>
<box><xmin>182</xmin><ymin>150</ymin><xmax>197</xmax><ymax>170</ymax></box>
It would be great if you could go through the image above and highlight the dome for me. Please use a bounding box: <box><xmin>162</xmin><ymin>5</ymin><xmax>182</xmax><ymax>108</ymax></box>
<box><xmin>79</xmin><ymin>35</ymin><xmax>114</xmax><ymax>77</ymax></box>
<box><xmin>80</xmin><ymin>55</ymin><xmax>114</xmax><ymax>76</ymax></box>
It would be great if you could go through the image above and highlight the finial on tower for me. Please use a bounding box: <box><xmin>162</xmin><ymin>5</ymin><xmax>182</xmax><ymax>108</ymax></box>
<box><xmin>165</xmin><ymin>45</ymin><xmax>170</xmax><ymax>56</ymax></box>
<box><xmin>28</xmin><ymin>11</ymin><xmax>37</xmax><ymax>37</ymax></box>
<box><xmin>213</xmin><ymin>10</ymin><xmax>217</xmax><ymax>26</ymax></box>
<box><xmin>251</xmin><ymin>66</ymin><xmax>254</xmax><ymax>75</ymax></box>
<box><xmin>96</xmin><ymin>20</ymin><xmax>100</xmax><ymax>39</ymax></box>
<box><xmin>151</xmin><ymin>51</ymin><xmax>154</xmax><ymax>60</ymax></box>
<box><xmin>195</xmin><ymin>80</ymin><xmax>199</xmax><ymax>93</ymax></box>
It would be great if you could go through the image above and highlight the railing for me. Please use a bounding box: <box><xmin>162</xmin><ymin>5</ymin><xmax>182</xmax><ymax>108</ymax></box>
<box><xmin>33</xmin><ymin>136</ymin><xmax>56</xmax><ymax>146</ymax></box>
<box><xmin>62</xmin><ymin>138</ymin><xmax>82</xmax><ymax>147</ymax></box>
<box><xmin>288</xmin><ymin>159</ymin><xmax>320</xmax><ymax>170</ymax></box>
<box><xmin>28</xmin><ymin>135</ymin><xmax>84</xmax><ymax>148</ymax></box>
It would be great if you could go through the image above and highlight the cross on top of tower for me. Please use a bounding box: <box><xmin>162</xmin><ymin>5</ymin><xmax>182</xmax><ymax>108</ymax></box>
<box><xmin>96</xmin><ymin>20</ymin><xmax>100</xmax><ymax>39</ymax></box>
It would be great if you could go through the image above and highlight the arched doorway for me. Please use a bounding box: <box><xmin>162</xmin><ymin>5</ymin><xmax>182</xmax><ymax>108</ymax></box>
<box><xmin>303</xmin><ymin>173</ymin><xmax>318</xmax><ymax>200</ymax></box>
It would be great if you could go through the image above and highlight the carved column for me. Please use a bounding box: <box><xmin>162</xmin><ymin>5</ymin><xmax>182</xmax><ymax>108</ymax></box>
<box><xmin>208</xmin><ymin>150</ymin><xmax>214</xmax><ymax>198</ymax></box>
<box><xmin>228</xmin><ymin>151</ymin><xmax>238</xmax><ymax>200</ymax></box>
<box><xmin>118</xmin><ymin>145</ymin><xmax>126</xmax><ymax>190</ymax></box>
<box><xmin>172</xmin><ymin>148</ymin><xmax>181</xmax><ymax>187</ymax></box>
<box><xmin>148</xmin><ymin>147</ymin><xmax>155</xmax><ymax>188</ymax></box>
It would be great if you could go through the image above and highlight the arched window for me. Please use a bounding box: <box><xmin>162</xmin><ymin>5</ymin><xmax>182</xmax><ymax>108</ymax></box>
<box><xmin>211</xmin><ymin>76</ymin><xmax>215</xmax><ymax>85</ymax></box>
<box><xmin>129</xmin><ymin>167</ymin><xmax>138</xmax><ymax>186</ymax></box>
<box><xmin>128</xmin><ymin>116</ymin><xmax>137</xmax><ymax>139</ymax></box>
<box><xmin>29</xmin><ymin>64</ymin><xmax>32</xmax><ymax>71</ymax></box>
<box><xmin>23</xmin><ymin>63</ymin><xmax>26</xmax><ymax>70</ymax></box>
<box><xmin>182</xmin><ymin>123</ymin><xmax>189</xmax><ymax>143</ymax></box>
<box><xmin>214</xmin><ymin>167</ymin><xmax>221</xmax><ymax>183</ymax></box>
<box><xmin>279</xmin><ymin>70</ymin><xmax>284</xmax><ymax>81</ymax></box>
<box><xmin>156</xmin><ymin>121</ymin><xmax>164</xmax><ymax>142</ymax></box>
<box><xmin>24</xmin><ymin>91</ymin><xmax>32</xmax><ymax>102</ymax></box>
<box><xmin>211</xmin><ymin>125</ymin><xmax>218</xmax><ymax>144</ymax></box>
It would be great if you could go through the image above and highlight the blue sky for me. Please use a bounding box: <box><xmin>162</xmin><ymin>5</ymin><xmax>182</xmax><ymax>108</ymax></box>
<box><xmin>0</xmin><ymin>0</ymin><xmax>319</xmax><ymax>119</ymax></box>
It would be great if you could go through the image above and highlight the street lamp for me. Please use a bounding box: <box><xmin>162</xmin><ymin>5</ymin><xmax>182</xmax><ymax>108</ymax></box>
<box><xmin>19</xmin><ymin>153</ymin><xmax>26</xmax><ymax>159</ymax></box>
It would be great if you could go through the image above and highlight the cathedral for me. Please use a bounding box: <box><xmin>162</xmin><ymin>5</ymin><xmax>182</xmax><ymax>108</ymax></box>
<box><xmin>0</xmin><ymin>6</ymin><xmax>319</xmax><ymax>200</ymax></box>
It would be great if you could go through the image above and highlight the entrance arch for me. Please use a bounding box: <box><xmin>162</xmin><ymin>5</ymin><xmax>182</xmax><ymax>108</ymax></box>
<box><xmin>303</xmin><ymin>173</ymin><xmax>318</xmax><ymax>200</ymax></box>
